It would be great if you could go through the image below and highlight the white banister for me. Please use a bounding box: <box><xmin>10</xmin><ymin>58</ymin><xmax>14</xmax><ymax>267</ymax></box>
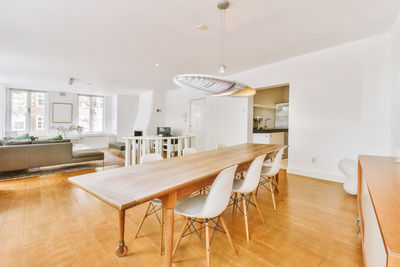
<box><xmin>123</xmin><ymin>135</ymin><xmax>195</xmax><ymax>166</ymax></box>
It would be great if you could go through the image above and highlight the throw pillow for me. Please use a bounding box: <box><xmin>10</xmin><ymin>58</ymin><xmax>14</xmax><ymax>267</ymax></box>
<box><xmin>48</xmin><ymin>135</ymin><xmax>63</xmax><ymax>141</ymax></box>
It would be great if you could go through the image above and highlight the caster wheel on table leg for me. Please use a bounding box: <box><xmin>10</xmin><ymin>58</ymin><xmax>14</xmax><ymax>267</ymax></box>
<box><xmin>115</xmin><ymin>244</ymin><xmax>128</xmax><ymax>257</ymax></box>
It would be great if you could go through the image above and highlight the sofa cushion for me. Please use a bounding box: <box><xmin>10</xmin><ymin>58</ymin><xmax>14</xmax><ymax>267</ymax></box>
<box><xmin>48</xmin><ymin>135</ymin><xmax>63</xmax><ymax>141</ymax></box>
<box><xmin>15</xmin><ymin>133</ymin><xmax>30</xmax><ymax>140</ymax></box>
<box><xmin>33</xmin><ymin>139</ymin><xmax>71</xmax><ymax>144</ymax></box>
<box><xmin>109</xmin><ymin>142</ymin><xmax>126</xmax><ymax>151</ymax></box>
<box><xmin>73</xmin><ymin>149</ymin><xmax>104</xmax><ymax>158</ymax></box>
<box><xmin>4</xmin><ymin>140</ymin><xmax>32</xmax><ymax>146</ymax></box>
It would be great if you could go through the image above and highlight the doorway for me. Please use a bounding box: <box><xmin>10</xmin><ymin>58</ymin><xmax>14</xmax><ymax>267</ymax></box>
<box><xmin>189</xmin><ymin>98</ymin><xmax>206</xmax><ymax>151</ymax></box>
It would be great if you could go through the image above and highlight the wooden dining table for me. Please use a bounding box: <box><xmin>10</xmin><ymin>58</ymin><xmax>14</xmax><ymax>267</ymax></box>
<box><xmin>68</xmin><ymin>143</ymin><xmax>284</xmax><ymax>267</ymax></box>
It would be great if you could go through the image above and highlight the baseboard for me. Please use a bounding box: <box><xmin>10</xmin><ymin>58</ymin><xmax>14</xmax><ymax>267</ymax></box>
<box><xmin>286</xmin><ymin>167</ymin><xmax>345</xmax><ymax>183</ymax></box>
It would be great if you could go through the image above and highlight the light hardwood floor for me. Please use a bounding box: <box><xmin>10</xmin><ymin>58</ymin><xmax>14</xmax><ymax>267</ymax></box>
<box><xmin>0</xmin><ymin>163</ymin><xmax>362</xmax><ymax>267</ymax></box>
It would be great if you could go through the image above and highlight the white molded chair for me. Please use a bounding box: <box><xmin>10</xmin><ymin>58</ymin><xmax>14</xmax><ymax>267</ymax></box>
<box><xmin>232</xmin><ymin>154</ymin><xmax>266</xmax><ymax>243</ymax></box>
<box><xmin>173</xmin><ymin>165</ymin><xmax>238</xmax><ymax>267</ymax></box>
<box><xmin>259</xmin><ymin>148</ymin><xmax>285</xmax><ymax>211</ymax></box>
<box><xmin>215</xmin><ymin>143</ymin><xmax>226</xmax><ymax>149</ymax></box>
<box><xmin>135</xmin><ymin>153</ymin><xmax>166</xmax><ymax>255</ymax></box>
<box><xmin>183</xmin><ymin>147</ymin><xmax>197</xmax><ymax>155</ymax></box>
<box><xmin>338</xmin><ymin>158</ymin><xmax>357</xmax><ymax>195</ymax></box>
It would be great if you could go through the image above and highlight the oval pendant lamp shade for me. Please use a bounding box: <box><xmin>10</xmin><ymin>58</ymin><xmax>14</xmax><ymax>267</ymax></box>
<box><xmin>172</xmin><ymin>74</ymin><xmax>256</xmax><ymax>97</ymax></box>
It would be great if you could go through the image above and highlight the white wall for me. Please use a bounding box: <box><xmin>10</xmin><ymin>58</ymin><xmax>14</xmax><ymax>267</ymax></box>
<box><xmin>48</xmin><ymin>91</ymin><xmax>79</xmax><ymax>130</ymax></box>
<box><xmin>231</xmin><ymin>34</ymin><xmax>392</xmax><ymax>182</ymax></box>
<box><xmin>116</xmin><ymin>95</ymin><xmax>139</xmax><ymax>139</ymax></box>
<box><xmin>391</xmin><ymin>13</ymin><xmax>400</xmax><ymax>153</ymax></box>
<box><xmin>159</xmin><ymin>87</ymin><xmax>249</xmax><ymax>150</ymax></box>
<box><xmin>133</xmin><ymin>91</ymin><xmax>154</xmax><ymax>136</ymax></box>
<box><xmin>0</xmin><ymin>84</ymin><xmax>6</xmax><ymax>138</ymax></box>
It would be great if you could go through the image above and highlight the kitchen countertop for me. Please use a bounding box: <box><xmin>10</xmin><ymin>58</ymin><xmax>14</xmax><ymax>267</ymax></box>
<box><xmin>253</xmin><ymin>128</ymin><xmax>288</xmax><ymax>133</ymax></box>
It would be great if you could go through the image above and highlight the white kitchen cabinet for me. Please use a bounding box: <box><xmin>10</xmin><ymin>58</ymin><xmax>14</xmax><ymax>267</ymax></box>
<box><xmin>253</xmin><ymin>132</ymin><xmax>284</xmax><ymax>145</ymax></box>
<box><xmin>253</xmin><ymin>133</ymin><xmax>270</xmax><ymax>144</ymax></box>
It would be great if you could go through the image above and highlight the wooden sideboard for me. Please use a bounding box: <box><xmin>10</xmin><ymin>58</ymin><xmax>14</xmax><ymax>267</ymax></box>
<box><xmin>358</xmin><ymin>155</ymin><xmax>400</xmax><ymax>267</ymax></box>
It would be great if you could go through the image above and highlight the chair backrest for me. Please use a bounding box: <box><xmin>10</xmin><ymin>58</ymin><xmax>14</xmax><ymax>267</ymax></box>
<box><xmin>141</xmin><ymin>153</ymin><xmax>163</xmax><ymax>163</ymax></box>
<box><xmin>338</xmin><ymin>158</ymin><xmax>356</xmax><ymax>177</ymax></box>
<box><xmin>183</xmin><ymin>147</ymin><xmax>197</xmax><ymax>155</ymax></box>
<box><xmin>216</xmin><ymin>143</ymin><xmax>226</xmax><ymax>149</ymax></box>
<box><xmin>237</xmin><ymin>154</ymin><xmax>266</xmax><ymax>193</ymax></box>
<box><xmin>267</xmin><ymin>148</ymin><xmax>285</xmax><ymax>176</ymax></box>
<box><xmin>197</xmin><ymin>164</ymin><xmax>238</xmax><ymax>219</ymax></box>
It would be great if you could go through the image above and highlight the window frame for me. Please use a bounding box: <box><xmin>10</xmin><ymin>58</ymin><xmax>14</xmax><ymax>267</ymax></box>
<box><xmin>7</xmin><ymin>88</ymin><xmax>48</xmax><ymax>134</ymax></box>
<box><xmin>36</xmin><ymin>115</ymin><xmax>44</xmax><ymax>130</ymax></box>
<box><xmin>78</xmin><ymin>94</ymin><xmax>105</xmax><ymax>133</ymax></box>
<box><xmin>36</xmin><ymin>93</ymin><xmax>45</xmax><ymax>107</ymax></box>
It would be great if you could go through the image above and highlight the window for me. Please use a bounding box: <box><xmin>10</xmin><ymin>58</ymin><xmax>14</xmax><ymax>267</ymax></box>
<box><xmin>78</xmin><ymin>95</ymin><xmax>104</xmax><ymax>133</ymax></box>
<box><xmin>36</xmin><ymin>116</ymin><xmax>44</xmax><ymax>130</ymax></box>
<box><xmin>9</xmin><ymin>89</ymin><xmax>48</xmax><ymax>135</ymax></box>
<box><xmin>36</xmin><ymin>93</ymin><xmax>45</xmax><ymax>107</ymax></box>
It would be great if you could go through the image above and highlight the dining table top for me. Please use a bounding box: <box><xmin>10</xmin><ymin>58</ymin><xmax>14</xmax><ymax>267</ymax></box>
<box><xmin>68</xmin><ymin>143</ymin><xmax>284</xmax><ymax>211</ymax></box>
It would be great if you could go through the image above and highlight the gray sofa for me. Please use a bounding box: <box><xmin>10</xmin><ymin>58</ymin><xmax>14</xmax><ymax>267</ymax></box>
<box><xmin>0</xmin><ymin>141</ymin><xmax>104</xmax><ymax>172</ymax></box>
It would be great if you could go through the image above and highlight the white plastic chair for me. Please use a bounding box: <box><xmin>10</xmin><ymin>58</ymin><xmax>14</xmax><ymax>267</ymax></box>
<box><xmin>135</xmin><ymin>153</ymin><xmax>165</xmax><ymax>255</ymax></box>
<box><xmin>173</xmin><ymin>165</ymin><xmax>238</xmax><ymax>267</ymax></box>
<box><xmin>259</xmin><ymin>148</ymin><xmax>285</xmax><ymax>211</ymax></box>
<box><xmin>216</xmin><ymin>143</ymin><xmax>226</xmax><ymax>149</ymax></box>
<box><xmin>182</xmin><ymin>147</ymin><xmax>197</xmax><ymax>155</ymax></box>
<box><xmin>338</xmin><ymin>158</ymin><xmax>357</xmax><ymax>195</ymax></box>
<box><xmin>231</xmin><ymin>154</ymin><xmax>267</xmax><ymax>243</ymax></box>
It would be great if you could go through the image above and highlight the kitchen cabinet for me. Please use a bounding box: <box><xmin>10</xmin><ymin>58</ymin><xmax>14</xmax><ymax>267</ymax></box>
<box><xmin>253</xmin><ymin>132</ymin><xmax>284</xmax><ymax>145</ymax></box>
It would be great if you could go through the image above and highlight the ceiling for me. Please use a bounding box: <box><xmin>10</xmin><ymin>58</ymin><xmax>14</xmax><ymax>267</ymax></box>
<box><xmin>0</xmin><ymin>0</ymin><xmax>399</xmax><ymax>95</ymax></box>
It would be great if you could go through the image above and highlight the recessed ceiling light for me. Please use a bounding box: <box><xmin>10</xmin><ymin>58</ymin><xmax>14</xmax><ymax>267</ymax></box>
<box><xmin>197</xmin><ymin>24</ymin><xmax>208</xmax><ymax>31</ymax></box>
<box><xmin>155</xmin><ymin>63</ymin><xmax>160</xmax><ymax>67</ymax></box>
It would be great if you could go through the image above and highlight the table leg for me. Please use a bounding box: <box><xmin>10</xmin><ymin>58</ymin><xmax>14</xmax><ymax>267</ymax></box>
<box><xmin>115</xmin><ymin>210</ymin><xmax>128</xmax><ymax>257</ymax></box>
<box><xmin>162</xmin><ymin>192</ymin><xmax>177</xmax><ymax>267</ymax></box>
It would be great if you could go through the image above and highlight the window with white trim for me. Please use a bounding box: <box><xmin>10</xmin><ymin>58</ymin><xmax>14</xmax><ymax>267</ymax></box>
<box><xmin>78</xmin><ymin>95</ymin><xmax>104</xmax><ymax>133</ymax></box>
<box><xmin>36</xmin><ymin>93</ymin><xmax>45</xmax><ymax>107</ymax></box>
<box><xmin>8</xmin><ymin>89</ymin><xmax>48</xmax><ymax>135</ymax></box>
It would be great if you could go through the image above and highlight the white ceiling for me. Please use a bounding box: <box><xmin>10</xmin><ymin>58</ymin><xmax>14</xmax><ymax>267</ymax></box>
<box><xmin>0</xmin><ymin>0</ymin><xmax>399</xmax><ymax>95</ymax></box>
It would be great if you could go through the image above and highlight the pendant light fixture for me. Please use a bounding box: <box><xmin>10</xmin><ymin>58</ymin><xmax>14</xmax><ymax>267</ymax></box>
<box><xmin>172</xmin><ymin>0</ymin><xmax>256</xmax><ymax>97</ymax></box>
<box><xmin>217</xmin><ymin>0</ymin><xmax>229</xmax><ymax>74</ymax></box>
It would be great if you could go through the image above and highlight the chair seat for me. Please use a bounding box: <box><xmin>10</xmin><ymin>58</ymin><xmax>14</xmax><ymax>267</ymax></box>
<box><xmin>150</xmin><ymin>198</ymin><xmax>162</xmax><ymax>206</ymax></box>
<box><xmin>261</xmin><ymin>166</ymin><xmax>274</xmax><ymax>176</ymax></box>
<box><xmin>232</xmin><ymin>179</ymin><xmax>245</xmax><ymax>192</ymax></box>
<box><xmin>174</xmin><ymin>195</ymin><xmax>208</xmax><ymax>218</ymax></box>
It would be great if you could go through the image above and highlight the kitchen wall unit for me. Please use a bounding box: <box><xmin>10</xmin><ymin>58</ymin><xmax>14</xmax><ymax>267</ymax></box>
<box><xmin>253</xmin><ymin>132</ymin><xmax>285</xmax><ymax>145</ymax></box>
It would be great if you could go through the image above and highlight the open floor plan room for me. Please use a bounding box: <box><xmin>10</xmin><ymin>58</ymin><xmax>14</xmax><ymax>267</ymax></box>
<box><xmin>1</xmin><ymin>0</ymin><xmax>400</xmax><ymax>266</ymax></box>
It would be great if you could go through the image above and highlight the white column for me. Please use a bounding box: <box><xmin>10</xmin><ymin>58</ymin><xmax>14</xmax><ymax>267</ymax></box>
<box><xmin>125</xmin><ymin>139</ymin><xmax>132</xmax><ymax>167</ymax></box>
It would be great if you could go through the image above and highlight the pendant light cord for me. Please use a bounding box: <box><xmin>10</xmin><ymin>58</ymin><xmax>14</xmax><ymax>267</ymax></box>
<box><xmin>219</xmin><ymin>8</ymin><xmax>226</xmax><ymax>67</ymax></box>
